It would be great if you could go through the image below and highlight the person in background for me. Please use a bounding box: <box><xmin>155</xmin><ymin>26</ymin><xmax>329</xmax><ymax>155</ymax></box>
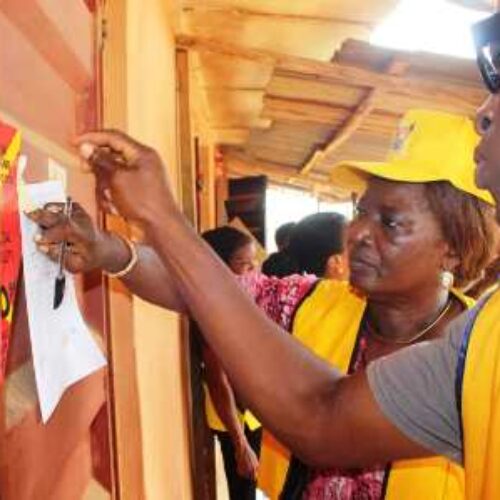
<box><xmin>275</xmin><ymin>222</ymin><xmax>296</xmax><ymax>252</ymax></box>
<box><xmin>262</xmin><ymin>222</ymin><xmax>298</xmax><ymax>277</ymax></box>
<box><xmin>288</xmin><ymin>212</ymin><xmax>348</xmax><ymax>280</ymax></box>
<box><xmin>200</xmin><ymin>226</ymin><xmax>261</xmax><ymax>500</ymax></box>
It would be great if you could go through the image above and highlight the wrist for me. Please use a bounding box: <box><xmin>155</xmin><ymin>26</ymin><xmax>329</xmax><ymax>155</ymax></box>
<box><xmin>142</xmin><ymin>202</ymin><xmax>184</xmax><ymax>241</ymax></box>
<box><xmin>100</xmin><ymin>232</ymin><xmax>133</xmax><ymax>274</ymax></box>
<box><xmin>231</xmin><ymin>430</ymin><xmax>247</xmax><ymax>450</ymax></box>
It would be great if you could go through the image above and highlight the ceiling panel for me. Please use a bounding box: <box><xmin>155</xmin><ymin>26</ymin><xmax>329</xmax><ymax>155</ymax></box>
<box><xmin>181</xmin><ymin>1</ymin><xmax>488</xmax><ymax>195</ymax></box>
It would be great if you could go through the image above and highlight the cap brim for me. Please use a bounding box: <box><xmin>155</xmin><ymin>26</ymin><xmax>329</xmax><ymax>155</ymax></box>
<box><xmin>331</xmin><ymin>161</ymin><xmax>495</xmax><ymax>205</ymax></box>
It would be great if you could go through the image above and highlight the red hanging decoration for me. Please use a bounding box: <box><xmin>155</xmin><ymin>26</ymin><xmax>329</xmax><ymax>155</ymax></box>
<box><xmin>0</xmin><ymin>121</ymin><xmax>22</xmax><ymax>381</ymax></box>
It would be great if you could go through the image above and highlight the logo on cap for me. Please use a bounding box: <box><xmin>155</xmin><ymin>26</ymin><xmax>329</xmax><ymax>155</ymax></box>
<box><xmin>391</xmin><ymin>122</ymin><xmax>416</xmax><ymax>154</ymax></box>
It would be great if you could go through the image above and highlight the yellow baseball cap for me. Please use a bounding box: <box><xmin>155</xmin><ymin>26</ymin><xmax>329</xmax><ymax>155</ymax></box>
<box><xmin>330</xmin><ymin>109</ymin><xmax>494</xmax><ymax>205</ymax></box>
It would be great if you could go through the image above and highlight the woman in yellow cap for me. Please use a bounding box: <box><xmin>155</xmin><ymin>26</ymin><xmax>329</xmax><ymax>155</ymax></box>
<box><xmin>31</xmin><ymin>109</ymin><xmax>497</xmax><ymax>500</ymax></box>
<box><xmin>251</xmin><ymin>109</ymin><xmax>497</xmax><ymax>500</ymax></box>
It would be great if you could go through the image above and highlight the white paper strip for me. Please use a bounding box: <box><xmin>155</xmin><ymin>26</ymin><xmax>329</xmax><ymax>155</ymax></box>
<box><xmin>19</xmin><ymin>180</ymin><xmax>106</xmax><ymax>423</ymax></box>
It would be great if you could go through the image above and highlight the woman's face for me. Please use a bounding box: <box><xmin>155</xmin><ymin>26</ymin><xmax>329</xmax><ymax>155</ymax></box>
<box><xmin>228</xmin><ymin>242</ymin><xmax>257</xmax><ymax>275</ymax></box>
<box><xmin>347</xmin><ymin>178</ymin><xmax>453</xmax><ymax>297</ymax></box>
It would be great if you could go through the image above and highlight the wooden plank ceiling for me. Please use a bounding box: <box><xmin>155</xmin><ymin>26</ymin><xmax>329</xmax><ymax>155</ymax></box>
<box><xmin>179</xmin><ymin>0</ymin><xmax>492</xmax><ymax>200</ymax></box>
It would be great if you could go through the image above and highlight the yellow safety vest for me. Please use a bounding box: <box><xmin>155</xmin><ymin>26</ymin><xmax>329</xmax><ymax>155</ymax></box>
<box><xmin>205</xmin><ymin>387</ymin><xmax>260</xmax><ymax>432</ymax></box>
<box><xmin>461</xmin><ymin>288</ymin><xmax>500</xmax><ymax>499</ymax></box>
<box><xmin>200</xmin><ymin>317</ymin><xmax>261</xmax><ymax>432</ymax></box>
<box><xmin>259</xmin><ymin>280</ymin><xmax>470</xmax><ymax>499</ymax></box>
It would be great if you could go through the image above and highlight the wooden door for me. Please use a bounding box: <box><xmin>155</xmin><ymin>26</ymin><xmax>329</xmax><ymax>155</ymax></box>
<box><xmin>0</xmin><ymin>1</ymin><xmax>112</xmax><ymax>498</ymax></box>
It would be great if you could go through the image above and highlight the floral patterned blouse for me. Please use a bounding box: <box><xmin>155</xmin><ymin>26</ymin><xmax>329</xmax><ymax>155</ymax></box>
<box><xmin>240</xmin><ymin>272</ymin><xmax>387</xmax><ymax>500</ymax></box>
<box><xmin>239</xmin><ymin>272</ymin><xmax>318</xmax><ymax>331</ymax></box>
<box><xmin>302</xmin><ymin>333</ymin><xmax>386</xmax><ymax>500</ymax></box>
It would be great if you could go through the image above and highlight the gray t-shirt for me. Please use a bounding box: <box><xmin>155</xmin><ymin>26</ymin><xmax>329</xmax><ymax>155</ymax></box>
<box><xmin>366</xmin><ymin>307</ymin><xmax>479</xmax><ymax>465</ymax></box>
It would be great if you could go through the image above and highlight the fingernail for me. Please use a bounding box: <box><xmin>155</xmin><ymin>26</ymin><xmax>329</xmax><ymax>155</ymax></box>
<box><xmin>80</xmin><ymin>142</ymin><xmax>95</xmax><ymax>160</ymax></box>
<box><xmin>34</xmin><ymin>234</ymin><xmax>43</xmax><ymax>242</ymax></box>
<box><xmin>38</xmin><ymin>244</ymin><xmax>49</xmax><ymax>253</ymax></box>
<box><xmin>104</xmin><ymin>188</ymin><xmax>112</xmax><ymax>201</ymax></box>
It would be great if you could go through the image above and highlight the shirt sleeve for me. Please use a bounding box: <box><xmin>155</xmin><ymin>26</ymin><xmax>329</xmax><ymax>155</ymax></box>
<box><xmin>366</xmin><ymin>309</ymin><xmax>477</xmax><ymax>465</ymax></box>
<box><xmin>238</xmin><ymin>272</ymin><xmax>318</xmax><ymax>330</ymax></box>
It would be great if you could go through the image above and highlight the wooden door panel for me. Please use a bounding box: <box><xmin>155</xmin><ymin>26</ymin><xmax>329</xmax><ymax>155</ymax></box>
<box><xmin>3</xmin><ymin>371</ymin><xmax>105</xmax><ymax>498</ymax></box>
<box><xmin>0</xmin><ymin>1</ymin><xmax>112</xmax><ymax>499</ymax></box>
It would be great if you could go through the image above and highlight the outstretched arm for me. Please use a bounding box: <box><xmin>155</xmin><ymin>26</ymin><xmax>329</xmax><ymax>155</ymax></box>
<box><xmin>203</xmin><ymin>344</ymin><xmax>259</xmax><ymax>479</ymax></box>
<box><xmin>121</xmin><ymin>243</ymin><xmax>186</xmax><ymax>311</ymax></box>
<box><xmin>74</xmin><ymin>130</ymin><xmax>432</xmax><ymax>468</ymax></box>
<box><xmin>145</xmin><ymin>208</ymin><xmax>430</xmax><ymax>467</ymax></box>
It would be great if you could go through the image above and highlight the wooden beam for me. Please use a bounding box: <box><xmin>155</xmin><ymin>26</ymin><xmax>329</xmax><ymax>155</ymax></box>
<box><xmin>176</xmin><ymin>34</ymin><xmax>276</xmax><ymax>64</ymax></box>
<box><xmin>212</xmin><ymin>127</ymin><xmax>250</xmax><ymax>145</ymax></box>
<box><xmin>101</xmin><ymin>1</ymin><xmax>145</xmax><ymax>498</ymax></box>
<box><xmin>262</xmin><ymin>96</ymin><xmax>400</xmax><ymax>136</ymax></box>
<box><xmin>227</xmin><ymin>159</ymin><xmax>316</xmax><ymax>192</ymax></box>
<box><xmin>300</xmin><ymin>60</ymin><xmax>408</xmax><ymax>175</ymax></box>
<box><xmin>263</xmin><ymin>96</ymin><xmax>349</xmax><ymax>125</ymax></box>
<box><xmin>182</xmin><ymin>4</ymin><xmax>374</xmax><ymax>28</ymax></box>
<box><xmin>175</xmin><ymin>35</ymin><xmax>485</xmax><ymax>107</ymax></box>
<box><xmin>225</xmin><ymin>151</ymin><xmax>318</xmax><ymax>181</ymax></box>
<box><xmin>300</xmin><ymin>93</ymin><xmax>374</xmax><ymax>174</ymax></box>
<box><xmin>176</xmin><ymin>49</ymin><xmax>197</xmax><ymax>226</ymax></box>
<box><xmin>177</xmin><ymin>49</ymin><xmax>217</xmax><ymax>500</ymax></box>
<box><xmin>0</xmin><ymin>0</ymin><xmax>92</xmax><ymax>91</ymax></box>
<box><xmin>227</xmin><ymin>161</ymin><xmax>344</xmax><ymax>200</ymax></box>
<box><xmin>202</xmin><ymin>86</ymin><xmax>265</xmax><ymax>92</ymax></box>
<box><xmin>224</xmin><ymin>151</ymin><xmax>347</xmax><ymax>199</ymax></box>
<box><xmin>299</xmin><ymin>150</ymin><xmax>325</xmax><ymax>177</ymax></box>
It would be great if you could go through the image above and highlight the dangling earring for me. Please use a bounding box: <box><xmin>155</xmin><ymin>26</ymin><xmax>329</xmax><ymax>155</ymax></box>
<box><xmin>440</xmin><ymin>270</ymin><xmax>455</xmax><ymax>290</ymax></box>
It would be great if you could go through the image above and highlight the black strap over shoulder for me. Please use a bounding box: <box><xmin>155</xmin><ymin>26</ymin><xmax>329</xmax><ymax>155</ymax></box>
<box><xmin>279</xmin><ymin>456</ymin><xmax>310</xmax><ymax>500</ymax></box>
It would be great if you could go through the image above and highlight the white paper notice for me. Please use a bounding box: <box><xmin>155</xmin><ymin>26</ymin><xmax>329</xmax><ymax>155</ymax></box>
<box><xmin>20</xmin><ymin>181</ymin><xmax>106</xmax><ymax>423</ymax></box>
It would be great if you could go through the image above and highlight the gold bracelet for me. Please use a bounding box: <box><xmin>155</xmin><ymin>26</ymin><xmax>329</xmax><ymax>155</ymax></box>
<box><xmin>103</xmin><ymin>235</ymin><xmax>138</xmax><ymax>278</ymax></box>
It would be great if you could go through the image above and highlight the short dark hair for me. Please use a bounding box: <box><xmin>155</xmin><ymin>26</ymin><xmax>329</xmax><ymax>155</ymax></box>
<box><xmin>288</xmin><ymin>212</ymin><xmax>346</xmax><ymax>277</ymax></box>
<box><xmin>424</xmin><ymin>181</ymin><xmax>497</xmax><ymax>287</ymax></box>
<box><xmin>202</xmin><ymin>226</ymin><xmax>253</xmax><ymax>265</ymax></box>
<box><xmin>261</xmin><ymin>251</ymin><xmax>299</xmax><ymax>277</ymax></box>
<box><xmin>275</xmin><ymin>222</ymin><xmax>296</xmax><ymax>249</ymax></box>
